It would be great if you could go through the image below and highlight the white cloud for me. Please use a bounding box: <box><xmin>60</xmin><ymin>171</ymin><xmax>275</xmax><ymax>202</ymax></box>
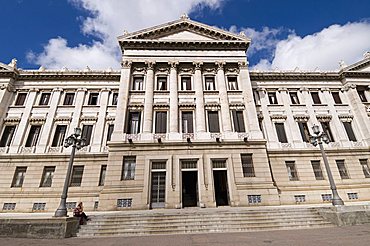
<box><xmin>28</xmin><ymin>0</ymin><xmax>224</xmax><ymax>69</ymax></box>
<box><xmin>253</xmin><ymin>22</ymin><xmax>370</xmax><ymax>71</ymax></box>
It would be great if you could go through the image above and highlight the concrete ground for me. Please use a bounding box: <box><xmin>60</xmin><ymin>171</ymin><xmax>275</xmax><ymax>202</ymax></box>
<box><xmin>2</xmin><ymin>224</ymin><xmax>370</xmax><ymax>246</ymax></box>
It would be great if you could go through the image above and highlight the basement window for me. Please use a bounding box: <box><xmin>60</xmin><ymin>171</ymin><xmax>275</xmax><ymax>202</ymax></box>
<box><xmin>294</xmin><ymin>195</ymin><xmax>306</xmax><ymax>203</ymax></box>
<box><xmin>248</xmin><ymin>195</ymin><xmax>262</xmax><ymax>204</ymax></box>
<box><xmin>347</xmin><ymin>193</ymin><xmax>358</xmax><ymax>200</ymax></box>
<box><xmin>2</xmin><ymin>203</ymin><xmax>16</xmax><ymax>211</ymax></box>
<box><xmin>32</xmin><ymin>203</ymin><xmax>46</xmax><ymax>211</ymax></box>
<box><xmin>117</xmin><ymin>198</ymin><xmax>132</xmax><ymax>208</ymax></box>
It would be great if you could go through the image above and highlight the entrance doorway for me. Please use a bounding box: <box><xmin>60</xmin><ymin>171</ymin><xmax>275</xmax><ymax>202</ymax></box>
<box><xmin>182</xmin><ymin>171</ymin><xmax>198</xmax><ymax>207</ymax></box>
<box><xmin>213</xmin><ymin>170</ymin><xmax>229</xmax><ymax>206</ymax></box>
<box><xmin>150</xmin><ymin>171</ymin><xmax>166</xmax><ymax>208</ymax></box>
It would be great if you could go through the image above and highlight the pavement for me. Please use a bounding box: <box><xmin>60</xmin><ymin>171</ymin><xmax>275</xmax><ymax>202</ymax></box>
<box><xmin>1</xmin><ymin>224</ymin><xmax>370</xmax><ymax>246</ymax></box>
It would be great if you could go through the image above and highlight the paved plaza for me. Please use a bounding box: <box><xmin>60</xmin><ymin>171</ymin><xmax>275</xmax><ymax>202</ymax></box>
<box><xmin>1</xmin><ymin>224</ymin><xmax>370</xmax><ymax>246</ymax></box>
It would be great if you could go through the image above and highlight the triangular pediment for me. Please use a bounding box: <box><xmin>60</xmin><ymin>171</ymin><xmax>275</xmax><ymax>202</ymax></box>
<box><xmin>344</xmin><ymin>53</ymin><xmax>370</xmax><ymax>72</ymax></box>
<box><xmin>119</xmin><ymin>17</ymin><xmax>249</xmax><ymax>43</ymax></box>
<box><xmin>0</xmin><ymin>62</ymin><xmax>15</xmax><ymax>71</ymax></box>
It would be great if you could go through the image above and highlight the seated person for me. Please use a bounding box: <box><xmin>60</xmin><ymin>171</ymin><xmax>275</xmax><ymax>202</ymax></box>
<box><xmin>73</xmin><ymin>202</ymin><xmax>89</xmax><ymax>224</ymax></box>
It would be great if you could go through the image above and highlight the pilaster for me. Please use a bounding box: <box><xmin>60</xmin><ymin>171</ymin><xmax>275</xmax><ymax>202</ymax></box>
<box><xmin>193</xmin><ymin>62</ymin><xmax>206</xmax><ymax>133</ymax></box>
<box><xmin>142</xmin><ymin>61</ymin><xmax>155</xmax><ymax>133</ymax></box>
<box><xmin>169</xmin><ymin>61</ymin><xmax>179</xmax><ymax>133</ymax></box>
<box><xmin>67</xmin><ymin>88</ymin><xmax>86</xmax><ymax>136</ymax></box>
<box><xmin>91</xmin><ymin>88</ymin><xmax>110</xmax><ymax>152</ymax></box>
<box><xmin>215</xmin><ymin>61</ymin><xmax>232</xmax><ymax>133</ymax></box>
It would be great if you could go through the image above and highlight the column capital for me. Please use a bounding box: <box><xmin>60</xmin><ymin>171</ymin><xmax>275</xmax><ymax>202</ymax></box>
<box><xmin>299</xmin><ymin>87</ymin><xmax>309</xmax><ymax>92</ymax></box>
<box><xmin>145</xmin><ymin>60</ymin><xmax>156</xmax><ymax>70</ymax></box>
<box><xmin>215</xmin><ymin>61</ymin><xmax>226</xmax><ymax>71</ymax></box>
<box><xmin>76</xmin><ymin>87</ymin><xmax>87</xmax><ymax>92</ymax></box>
<box><xmin>238</xmin><ymin>61</ymin><xmax>249</xmax><ymax>69</ymax></box>
<box><xmin>168</xmin><ymin>61</ymin><xmax>179</xmax><ymax>69</ymax></box>
<box><xmin>193</xmin><ymin>61</ymin><xmax>203</xmax><ymax>70</ymax></box>
<box><xmin>52</xmin><ymin>87</ymin><xmax>63</xmax><ymax>92</ymax></box>
<box><xmin>29</xmin><ymin>88</ymin><xmax>39</xmax><ymax>92</ymax></box>
<box><xmin>121</xmin><ymin>60</ymin><xmax>132</xmax><ymax>68</ymax></box>
<box><xmin>342</xmin><ymin>83</ymin><xmax>357</xmax><ymax>91</ymax></box>
<box><xmin>100</xmin><ymin>87</ymin><xmax>111</xmax><ymax>92</ymax></box>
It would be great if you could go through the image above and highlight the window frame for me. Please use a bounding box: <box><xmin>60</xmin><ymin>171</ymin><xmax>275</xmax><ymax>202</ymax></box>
<box><xmin>0</xmin><ymin>125</ymin><xmax>16</xmax><ymax>147</ymax></box>
<box><xmin>15</xmin><ymin>93</ymin><xmax>27</xmax><ymax>106</ymax></box>
<box><xmin>39</xmin><ymin>166</ymin><xmax>56</xmax><ymax>187</ymax></box>
<box><xmin>275</xmin><ymin>122</ymin><xmax>288</xmax><ymax>143</ymax></box>
<box><xmin>39</xmin><ymin>92</ymin><xmax>51</xmax><ymax>106</ymax></box>
<box><xmin>204</xmin><ymin>76</ymin><xmax>216</xmax><ymax>91</ymax></box>
<box><xmin>320</xmin><ymin>122</ymin><xmax>334</xmax><ymax>142</ymax></box>
<box><xmin>181</xmin><ymin>111</ymin><xmax>194</xmax><ymax>134</ymax></box>
<box><xmin>156</xmin><ymin>76</ymin><xmax>168</xmax><ymax>91</ymax></box>
<box><xmin>69</xmin><ymin>165</ymin><xmax>84</xmax><ymax>187</ymax></box>
<box><xmin>285</xmin><ymin>161</ymin><xmax>299</xmax><ymax>181</ymax></box>
<box><xmin>360</xmin><ymin>159</ymin><xmax>370</xmax><ymax>178</ymax></box>
<box><xmin>98</xmin><ymin>165</ymin><xmax>107</xmax><ymax>186</ymax></box>
<box><xmin>311</xmin><ymin>92</ymin><xmax>321</xmax><ymax>104</ymax></box>
<box><xmin>11</xmin><ymin>167</ymin><xmax>27</xmax><ymax>188</ymax></box>
<box><xmin>127</xmin><ymin>111</ymin><xmax>141</xmax><ymax>134</ymax></box>
<box><xmin>268</xmin><ymin>92</ymin><xmax>278</xmax><ymax>104</ymax></box>
<box><xmin>289</xmin><ymin>92</ymin><xmax>300</xmax><ymax>105</ymax></box>
<box><xmin>342</xmin><ymin>121</ymin><xmax>357</xmax><ymax>142</ymax></box>
<box><xmin>180</xmin><ymin>76</ymin><xmax>192</xmax><ymax>91</ymax></box>
<box><xmin>87</xmin><ymin>92</ymin><xmax>99</xmax><ymax>105</ymax></box>
<box><xmin>51</xmin><ymin>125</ymin><xmax>67</xmax><ymax>147</ymax></box>
<box><xmin>63</xmin><ymin>92</ymin><xmax>75</xmax><ymax>106</ymax></box>
<box><xmin>336</xmin><ymin>160</ymin><xmax>350</xmax><ymax>179</ymax></box>
<box><xmin>132</xmin><ymin>76</ymin><xmax>144</xmax><ymax>91</ymax></box>
<box><xmin>231</xmin><ymin>110</ymin><xmax>245</xmax><ymax>132</ymax></box>
<box><xmin>121</xmin><ymin>156</ymin><xmax>136</xmax><ymax>180</ymax></box>
<box><xmin>154</xmin><ymin>111</ymin><xmax>167</xmax><ymax>134</ymax></box>
<box><xmin>331</xmin><ymin>92</ymin><xmax>342</xmax><ymax>104</ymax></box>
<box><xmin>207</xmin><ymin>110</ymin><xmax>220</xmax><ymax>133</ymax></box>
<box><xmin>25</xmin><ymin>125</ymin><xmax>42</xmax><ymax>147</ymax></box>
<box><xmin>297</xmin><ymin>121</ymin><xmax>310</xmax><ymax>143</ymax></box>
<box><xmin>311</xmin><ymin>160</ymin><xmax>324</xmax><ymax>180</ymax></box>
<box><xmin>112</xmin><ymin>92</ymin><xmax>119</xmax><ymax>106</ymax></box>
<box><xmin>81</xmin><ymin>124</ymin><xmax>93</xmax><ymax>146</ymax></box>
<box><xmin>241</xmin><ymin>154</ymin><xmax>255</xmax><ymax>177</ymax></box>
<box><xmin>227</xmin><ymin>76</ymin><xmax>239</xmax><ymax>91</ymax></box>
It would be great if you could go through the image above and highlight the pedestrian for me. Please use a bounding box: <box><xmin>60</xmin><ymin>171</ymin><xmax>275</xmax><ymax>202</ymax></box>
<box><xmin>73</xmin><ymin>202</ymin><xmax>89</xmax><ymax>225</ymax></box>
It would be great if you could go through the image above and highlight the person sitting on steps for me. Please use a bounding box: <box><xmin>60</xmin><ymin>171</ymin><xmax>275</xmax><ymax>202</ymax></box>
<box><xmin>73</xmin><ymin>202</ymin><xmax>90</xmax><ymax>225</ymax></box>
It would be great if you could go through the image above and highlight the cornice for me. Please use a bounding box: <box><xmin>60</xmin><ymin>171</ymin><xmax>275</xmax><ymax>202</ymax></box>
<box><xmin>250</xmin><ymin>71</ymin><xmax>340</xmax><ymax>81</ymax></box>
<box><xmin>15</xmin><ymin>70</ymin><xmax>120</xmax><ymax>81</ymax></box>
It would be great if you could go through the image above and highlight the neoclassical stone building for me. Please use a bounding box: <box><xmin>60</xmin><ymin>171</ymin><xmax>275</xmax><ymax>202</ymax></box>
<box><xmin>0</xmin><ymin>16</ymin><xmax>369</xmax><ymax>212</ymax></box>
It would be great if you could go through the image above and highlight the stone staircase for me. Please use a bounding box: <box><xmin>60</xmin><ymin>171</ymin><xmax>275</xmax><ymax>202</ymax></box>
<box><xmin>77</xmin><ymin>206</ymin><xmax>334</xmax><ymax>237</ymax></box>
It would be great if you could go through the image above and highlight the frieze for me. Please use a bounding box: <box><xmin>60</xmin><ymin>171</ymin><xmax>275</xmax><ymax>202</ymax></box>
<box><xmin>179</xmin><ymin>103</ymin><xmax>195</xmax><ymax>109</ymax></box>
<box><xmin>80</xmin><ymin>115</ymin><xmax>98</xmax><ymax>122</ymax></box>
<box><xmin>229</xmin><ymin>103</ymin><xmax>245</xmax><ymax>110</ymax></box>
<box><xmin>179</xmin><ymin>67</ymin><xmax>194</xmax><ymax>74</ymax></box>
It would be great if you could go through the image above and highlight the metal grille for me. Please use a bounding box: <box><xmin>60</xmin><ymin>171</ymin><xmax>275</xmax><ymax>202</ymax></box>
<box><xmin>181</xmin><ymin>160</ymin><xmax>197</xmax><ymax>169</ymax></box>
<box><xmin>32</xmin><ymin>203</ymin><xmax>46</xmax><ymax>211</ymax></box>
<box><xmin>248</xmin><ymin>195</ymin><xmax>262</xmax><ymax>204</ymax></box>
<box><xmin>3</xmin><ymin>203</ymin><xmax>16</xmax><ymax>210</ymax></box>
<box><xmin>66</xmin><ymin>202</ymin><xmax>76</xmax><ymax>210</ymax></box>
<box><xmin>347</xmin><ymin>193</ymin><xmax>358</xmax><ymax>200</ymax></box>
<box><xmin>152</xmin><ymin>162</ymin><xmax>166</xmax><ymax>170</ymax></box>
<box><xmin>212</xmin><ymin>160</ymin><xmax>226</xmax><ymax>169</ymax></box>
<box><xmin>321</xmin><ymin>194</ymin><xmax>332</xmax><ymax>202</ymax></box>
<box><xmin>117</xmin><ymin>198</ymin><xmax>132</xmax><ymax>208</ymax></box>
<box><xmin>294</xmin><ymin>195</ymin><xmax>306</xmax><ymax>203</ymax></box>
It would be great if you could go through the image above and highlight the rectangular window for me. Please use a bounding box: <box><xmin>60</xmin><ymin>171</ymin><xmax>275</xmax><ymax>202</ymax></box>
<box><xmin>155</xmin><ymin>111</ymin><xmax>167</xmax><ymax>133</ymax></box>
<box><xmin>320</xmin><ymin>122</ymin><xmax>334</xmax><ymax>142</ymax></box>
<box><xmin>275</xmin><ymin>123</ymin><xmax>288</xmax><ymax>143</ymax></box>
<box><xmin>268</xmin><ymin>92</ymin><xmax>278</xmax><ymax>104</ymax></box>
<box><xmin>106</xmin><ymin>124</ymin><xmax>114</xmax><ymax>142</ymax></box>
<box><xmin>297</xmin><ymin>122</ymin><xmax>310</xmax><ymax>143</ymax></box>
<box><xmin>127</xmin><ymin>112</ymin><xmax>141</xmax><ymax>134</ymax></box>
<box><xmin>248</xmin><ymin>195</ymin><xmax>262</xmax><ymax>204</ymax></box>
<box><xmin>207</xmin><ymin>111</ymin><xmax>220</xmax><ymax>133</ymax></box>
<box><xmin>332</xmin><ymin>92</ymin><xmax>342</xmax><ymax>104</ymax></box>
<box><xmin>311</xmin><ymin>160</ymin><xmax>324</xmax><ymax>180</ymax></box>
<box><xmin>357</xmin><ymin>88</ymin><xmax>367</xmax><ymax>102</ymax></box>
<box><xmin>241</xmin><ymin>154</ymin><xmax>255</xmax><ymax>177</ymax></box>
<box><xmin>81</xmin><ymin>125</ymin><xmax>93</xmax><ymax>146</ymax></box>
<box><xmin>311</xmin><ymin>92</ymin><xmax>321</xmax><ymax>104</ymax></box>
<box><xmin>70</xmin><ymin>165</ymin><xmax>84</xmax><ymax>186</ymax></box>
<box><xmin>181</xmin><ymin>77</ymin><xmax>192</xmax><ymax>90</ymax></box>
<box><xmin>133</xmin><ymin>77</ymin><xmax>144</xmax><ymax>90</ymax></box>
<box><xmin>15</xmin><ymin>93</ymin><xmax>27</xmax><ymax>106</ymax></box>
<box><xmin>32</xmin><ymin>203</ymin><xmax>46</xmax><ymax>211</ymax></box>
<box><xmin>40</xmin><ymin>166</ymin><xmax>55</xmax><ymax>187</ymax></box>
<box><xmin>289</xmin><ymin>92</ymin><xmax>300</xmax><ymax>104</ymax></box>
<box><xmin>205</xmin><ymin>77</ymin><xmax>215</xmax><ymax>90</ymax></box>
<box><xmin>0</xmin><ymin>125</ymin><xmax>16</xmax><ymax>147</ymax></box>
<box><xmin>25</xmin><ymin>125</ymin><xmax>42</xmax><ymax>147</ymax></box>
<box><xmin>63</xmin><ymin>93</ymin><xmax>75</xmax><ymax>105</ymax></box>
<box><xmin>51</xmin><ymin>125</ymin><xmax>67</xmax><ymax>147</ymax></box>
<box><xmin>181</xmin><ymin>111</ymin><xmax>194</xmax><ymax>133</ymax></box>
<box><xmin>112</xmin><ymin>92</ymin><xmax>118</xmax><ymax>105</ymax></box>
<box><xmin>98</xmin><ymin>165</ymin><xmax>107</xmax><ymax>186</ymax></box>
<box><xmin>360</xmin><ymin>159</ymin><xmax>370</xmax><ymax>178</ymax></box>
<box><xmin>336</xmin><ymin>160</ymin><xmax>349</xmax><ymax>179</ymax></box>
<box><xmin>227</xmin><ymin>77</ymin><xmax>238</xmax><ymax>90</ymax></box>
<box><xmin>157</xmin><ymin>77</ymin><xmax>167</xmax><ymax>91</ymax></box>
<box><xmin>39</xmin><ymin>93</ymin><xmax>51</xmax><ymax>106</ymax></box>
<box><xmin>232</xmin><ymin>110</ymin><xmax>245</xmax><ymax>132</ymax></box>
<box><xmin>88</xmin><ymin>92</ymin><xmax>99</xmax><ymax>105</ymax></box>
<box><xmin>286</xmin><ymin>161</ymin><xmax>299</xmax><ymax>181</ymax></box>
<box><xmin>122</xmin><ymin>156</ymin><xmax>136</xmax><ymax>180</ymax></box>
<box><xmin>342</xmin><ymin>122</ymin><xmax>357</xmax><ymax>141</ymax></box>
<box><xmin>3</xmin><ymin>203</ymin><xmax>16</xmax><ymax>211</ymax></box>
<box><xmin>11</xmin><ymin>167</ymin><xmax>27</xmax><ymax>187</ymax></box>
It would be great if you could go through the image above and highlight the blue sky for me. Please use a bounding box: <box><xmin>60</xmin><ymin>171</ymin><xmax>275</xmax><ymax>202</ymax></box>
<box><xmin>1</xmin><ymin>0</ymin><xmax>370</xmax><ymax>70</ymax></box>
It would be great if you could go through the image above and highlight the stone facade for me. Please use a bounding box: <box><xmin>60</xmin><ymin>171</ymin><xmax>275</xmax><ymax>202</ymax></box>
<box><xmin>0</xmin><ymin>17</ymin><xmax>369</xmax><ymax>212</ymax></box>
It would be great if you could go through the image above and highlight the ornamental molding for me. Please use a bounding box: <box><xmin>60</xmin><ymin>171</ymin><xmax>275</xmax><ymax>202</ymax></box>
<box><xmin>215</xmin><ymin>61</ymin><xmax>226</xmax><ymax>71</ymax></box>
<box><xmin>316</xmin><ymin>114</ymin><xmax>332</xmax><ymax>122</ymax></box>
<box><xmin>293</xmin><ymin>114</ymin><xmax>310</xmax><ymax>122</ymax></box>
<box><xmin>153</xmin><ymin>103</ymin><xmax>169</xmax><ymax>109</ymax></box>
<box><xmin>168</xmin><ymin>61</ymin><xmax>179</xmax><ymax>69</ymax></box>
<box><xmin>80</xmin><ymin>115</ymin><xmax>98</xmax><ymax>122</ymax></box>
<box><xmin>205</xmin><ymin>103</ymin><xmax>220</xmax><ymax>111</ymax></box>
<box><xmin>132</xmin><ymin>66</ymin><xmax>146</xmax><ymax>73</ymax></box>
<box><xmin>121</xmin><ymin>60</ymin><xmax>132</xmax><ymax>68</ymax></box>
<box><xmin>179</xmin><ymin>103</ymin><xmax>195</xmax><ymax>109</ymax></box>
<box><xmin>145</xmin><ymin>61</ymin><xmax>156</xmax><ymax>70</ymax></box>
<box><xmin>128</xmin><ymin>104</ymin><xmax>144</xmax><ymax>111</ymax></box>
<box><xmin>229</xmin><ymin>103</ymin><xmax>245</xmax><ymax>110</ymax></box>
<box><xmin>29</xmin><ymin>117</ymin><xmax>46</xmax><ymax>124</ymax></box>
<box><xmin>193</xmin><ymin>61</ymin><xmax>203</xmax><ymax>70</ymax></box>
<box><xmin>270</xmin><ymin>114</ymin><xmax>287</xmax><ymax>121</ymax></box>
<box><xmin>203</xmin><ymin>67</ymin><xmax>216</xmax><ymax>74</ymax></box>
<box><xmin>338</xmin><ymin>114</ymin><xmax>354</xmax><ymax>122</ymax></box>
<box><xmin>156</xmin><ymin>67</ymin><xmax>169</xmax><ymax>74</ymax></box>
<box><xmin>257</xmin><ymin>112</ymin><xmax>264</xmax><ymax>119</ymax></box>
<box><xmin>225</xmin><ymin>67</ymin><xmax>239</xmax><ymax>74</ymax></box>
<box><xmin>179</xmin><ymin>67</ymin><xmax>194</xmax><ymax>74</ymax></box>
<box><xmin>54</xmin><ymin>117</ymin><xmax>72</xmax><ymax>123</ymax></box>
<box><xmin>3</xmin><ymin>117</ymin><xmax>21</xmax><ymax>123</ymax></box>
<box><xmin>342</xmin><ymin>83</ymin><xmax>357</xmax><ymax>91</ymax></box>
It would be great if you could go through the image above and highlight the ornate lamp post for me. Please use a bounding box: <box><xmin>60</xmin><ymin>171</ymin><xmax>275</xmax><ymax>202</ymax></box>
<box><xmin>310</xmin><ymin>125</ymin><xmax>344</xmax><ymax>206</ymax></box>
<box><xmin>54</xmin><ymin>127</ymin><xmax>86</xmax><ymax>217</ymax></box>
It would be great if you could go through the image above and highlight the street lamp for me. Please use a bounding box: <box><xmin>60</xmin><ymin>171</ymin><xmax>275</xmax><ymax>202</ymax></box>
<box><xmin>54</xmin><ymin>127</ymin><xmax>86</xmax><ymax>217</ymax></box>
<box><xmin>310</xmin><ymin>124</ymin><xmax>344</xmax><ymax>206</ymax></box>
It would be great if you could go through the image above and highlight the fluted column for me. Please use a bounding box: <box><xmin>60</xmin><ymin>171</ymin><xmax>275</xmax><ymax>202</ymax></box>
<box><xmin>67</xmin><ymin>88</ymin><xmax>86</xmax><ymax>136</ymax></box>
<box><xmin>91</xmin><ymin>88</ymin><xmax>110</xmax><ymax>152</ymax></box>
<box><xmin>193</xmin><ymin>62</ymin><xmax>206</xmax><ymax>133</ymax></box>
<box><xmin>169</xmin><ymin>61</ymin><xmax>179</xmax><ymax>133</ymax></box>
<box><xmin>143</xmin><ymin>61</ymin><xmax>155</xmax><ymax>133</ymax></box>
<box><xmin>238</xmin><ymin>61</ymin><xmax>263</xmax><ymax>139</ymax></box>
<box><xmin>215</xmin><ymin>61</ymin><xmax>232</xmax><ymax>132</ymax></box>
<box><xmin>112</xmin><ymin>60</ymin><xmax>132</xmax><ymax>141</ymax></box>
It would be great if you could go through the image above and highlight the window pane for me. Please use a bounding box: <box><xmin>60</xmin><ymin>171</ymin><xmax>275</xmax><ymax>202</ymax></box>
<box><xmin>133</xmin><ymin>77</ymin><xmax>143</xmax><ymax>90</ymax></box>
<box><xmin>157</xmin><ymin>77</ymin><xmax>167</xmax><ymax>90</ymax></box>
<box><xmin>290</xmin><ymin>92</ymin><xmax>300</xmax><ymax>104</ymax></box>
<box><xmin>357</xmin><ymin>89</ymin><xmax>367</xmax><ymax>102</ymax></box>
<box><xmin>181</xmin><ymin>77</ymin><xmax>191</xmax><ymax>90</ymax></box>
<box><xmin>286</xmin><ymin>161</ymin><xmax>298</xmax><ymax>181</ymax></box>
<box><xmin>332</xmin><ymin>92</ymin><xmax>342</xmax><ymax>104</ymax></box>
<box><xmin>99</xmin><ymin>165</ymin><xmax>107</xmax><ymax>186</ymax></box>
<box><xmin>122</xmin><ymin>156</ymin><xmax>136</xmax><ymax>180</ymax></box>
<box><xmin>311</xmin><ymin>92</ymin><xmax>321</xmax><ymax>104</ymax></box>
<box><xmin>182</xmin><ymin>111</ymin><xmax>194</xmax><ymax>133</ymax></box>
<box><xmin>208</xmin><ymin>111</ymin><xmax>220</xmax><ymax>133</ymax></box>
<box><xmin>268</xmin><ymin>92</ymin><xmax>278</xmax><ymax>104</ymax></box>
<box><xmin>232</xmin><ymin>110</ymin><xmax>245</xmax><ymax>132</ymax></box>
<box><xmin>70</xmin><ymin>166</ymin><xmax>84</xmax><ymax>186</ymax></box>
<box><xmin>343</xmin><ymin>122</ymin><xmax>357</xmax><ymax>142</ymax></box>
<box><xmin>320</xmin><ymin>122</ymin><xmax>334</xmax><ymax>142</ymax></box>
<box><xmin>11</xmin><ymin>167</ymin><xmax>27</xmax><ymax>187</ymax></box>
<box><xmin>205</xmin><ymin>77</ymin><xmax>215</xmax><ymax>90</ymax></box>
<box><xmin>360</xmin><ymin>159</ymin><xmax>370</xmax><ymax>178</ymax></box>
<box><xmin>112</xmin><ymin>93</ymin><xmax>118</xmax><ymax>105</ymax></box>
<box><xmin>63</xmin><ymin>93</ymin><xmax>75</xmax><ymax>105</ymax></box>
<box><xmin>298</xmin><ymin>122</ymin><xmax>310</xmax><ymax>143</ymax></box>
<box><xmin>275</xmin><ymin>123</ymin><xmax>288</xmax><ymax>143</ymax></box>
<box><xmin>15</xmin><ymin>93</ymin><xmax>27</xmax><ymax>106</ymax></box>
<box><xmin>40</xmin><ymin>166</ymin><xmax>55</xmax><ymax>187</ymax></box>
<box><xmin>228</xmin><ymin>77</ymin><xmax>238</xmax><ymax>90</ymax></box>
<box><xmin>39</xmin><ymin>93</ymin><xmax>51</xmax><ymax>106</ymax></box>
<box><xmin>88</xmin><ymin>93</ymin><xmax>99</xmax><ymax>105</ymax></box>
<box><xmin>51</xmin><ymin>125</ymin><xmax>67</xmax><ymax>147</ymax></box>
<box><xmin>336</xmin><ymin>160</ymin><xmax>349</xmax><ymax>179</ymax></box>
<box><xmin>82</xmin><ymin>125</ymin><xmax>93</xmax><ymax>145</ymax></box>
<box><xmin>241</xmin><ymin>154</ymin><xmax>255</xmax><ymax>177</ymax></box>
<box><xmin>0</xmin><ymin>125</ymin><xmax>16</xmax><ymax>147</ymax></box>
<box><xmin>155</xmin><ymin>112</ymin><xmax>167</xmax><ymax>133</ymax></box>
<box><xmin>127</xmin><ymin>112</ymin><xmax>141</xmax><ymax>134</ymax></box>
<box><xmin>106</xmin><ymin>124</ymin><xmax>114</xmax><ymax>141</ymax></box>
<box><xmin>311</xmin><ymin>160</ymin><xmax>324</xmax><ymax>180</ymax></box>
<box><xmin>25</xmin><ymin>125</ymin><xmax>41</xmax><ymax>147</ymax></box>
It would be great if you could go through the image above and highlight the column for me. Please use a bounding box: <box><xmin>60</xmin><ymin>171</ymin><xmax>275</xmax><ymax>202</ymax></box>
<box><xmin>193</xmin><ymin>62</ymin><xmax>206</xmax><ymax>133</ymax></box>
<box><xmin>67</xmin><ymin>88</ymin><xmax>86</xmax><ymax>136</ymax></box>
<box><xmin>0</xmin><ymin>80</ymin><xmax>15</xmax><ymax>133</ymax></box>
<box><xmin>111</xmin><ymin>60</ymin><xmax>132</xmax><ymax>141</ymax></box>
<box><xmin>279</xmin><ymin>88</ymin><xmax>301</xmax><ymax>144</ymax></box>
<box><xmin>37</xmin><ymin>88</ymin><xmax>63</xmax><ymax>153</ymax></box>
<box><xmin>238</xmin><ymin>61</ymin><xmax>264</xmax><ymax>140</ymax></box>
<box><xmin>91</xmin><ymin>88</ymin><xmax>110</xmax><ymax>152</ymax></box>
<box><xmin>215</xmin><ymin>61</ymin><xmax>232</xmax><ymax>133</ymax></box>
<box><xmin>9</xmin><ymin>88</ymin><xmax>38</xmax><ymax>153</ymax></box>
<box><xmin>169</xmin><ymin>61</ymin><xmax>179</xmax><ymax>133</ymax></box>
<box><xmin>142</xmin><ymin>61</ymin><xmax>155</xmax><ymax>133</ymax></box>
<box><xmin>258</xmin><ymin>89</ymin><xmax>279</xmax><ymax>145</ymax></box>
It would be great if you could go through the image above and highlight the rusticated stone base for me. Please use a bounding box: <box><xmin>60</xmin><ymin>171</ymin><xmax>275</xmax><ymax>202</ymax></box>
<box><xmin>317</xmin><ymin>205</ymin><xmax>370</xmax><ymax>226</ymax></box>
